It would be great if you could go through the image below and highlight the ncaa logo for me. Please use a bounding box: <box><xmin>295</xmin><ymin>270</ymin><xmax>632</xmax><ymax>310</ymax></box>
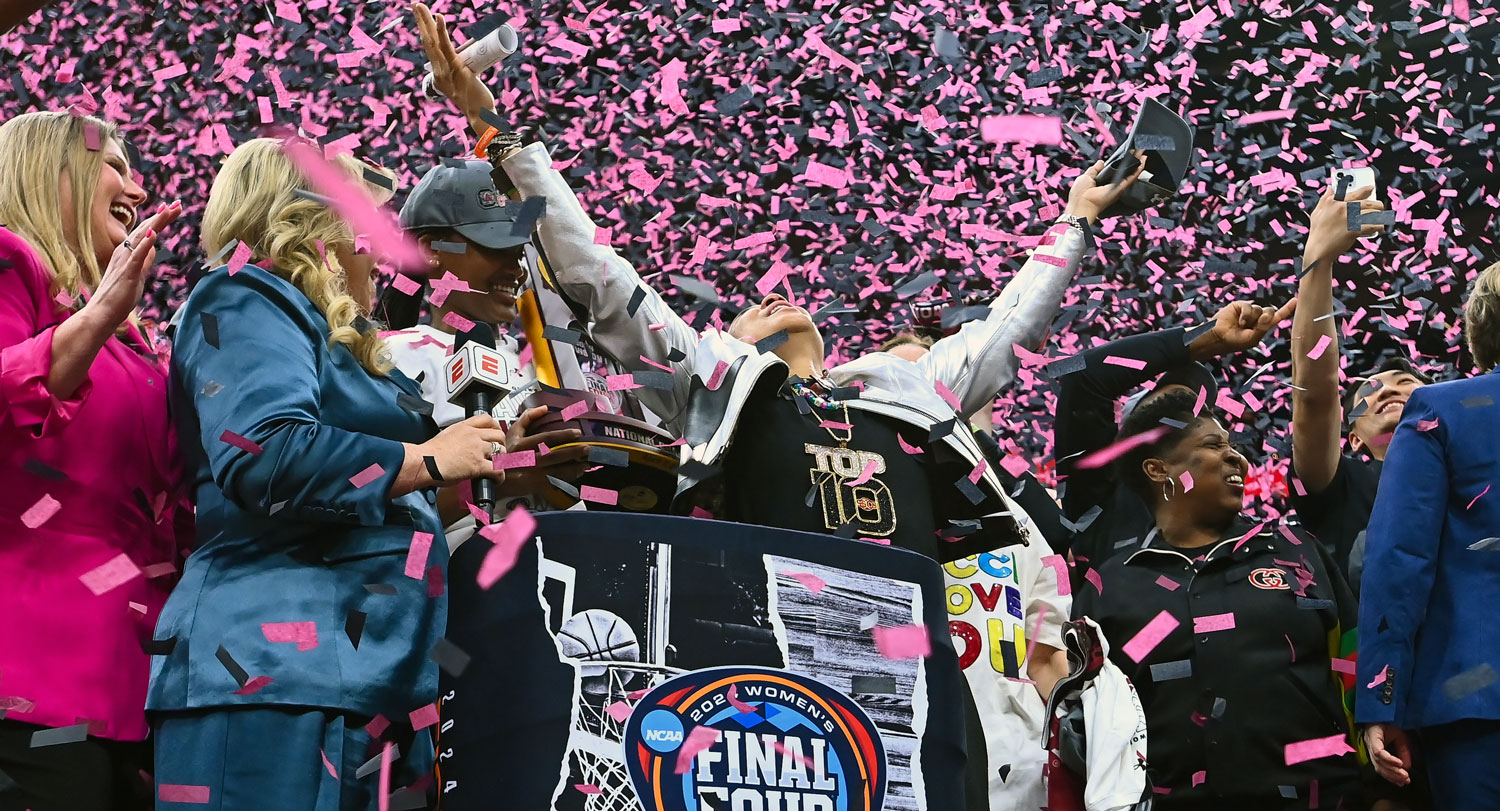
<box><xmin>1249</xmin><ymin>568</ymin><xmax>1290</xmax><ymax>590</ymax></box>
<box><xmin>622</xmin><ymin>666</ymin><xmax>887</xmax><ymax>811</ymax></box>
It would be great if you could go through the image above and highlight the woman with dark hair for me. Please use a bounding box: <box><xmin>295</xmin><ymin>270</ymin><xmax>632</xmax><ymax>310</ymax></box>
<box><xmin>1072</xmin><ymin>388</ymin><xmax>1363</xmax><ymax>810</ymax></box>
<box><xmin>0</xmin><ymin>111</ymin><xmax>187</xmax><ymax>810</ymax></box>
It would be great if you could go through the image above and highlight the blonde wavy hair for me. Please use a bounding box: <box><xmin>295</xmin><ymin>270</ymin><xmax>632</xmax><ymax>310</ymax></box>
<box><xmin>201</xmin><ymin>137</ymin><xmax>394</xmax><ymax>376</ymax></box>
<box><xmin>0</xmin><ymin>111</ymin><xmax>123</xmax><ymax>303</ymax></box>
<box><xmin>1466</xmin><ymin>261</ymin><xmax>1500</xmax><ymax>372</ymax></box>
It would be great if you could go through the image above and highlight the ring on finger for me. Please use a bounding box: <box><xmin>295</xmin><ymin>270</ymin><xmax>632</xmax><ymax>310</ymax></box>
<box><xmin>122</xmin><ymin>239</ymin><xmax>132</xmax><ymax>249</ymax></box>
<box><xmin>489</xmin><ymin>441</ymin><xmax>502</xmax><ymax>457</ymax></box>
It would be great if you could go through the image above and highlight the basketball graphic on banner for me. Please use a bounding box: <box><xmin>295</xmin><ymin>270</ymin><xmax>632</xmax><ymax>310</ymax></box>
<box><xmin>558</xmin><ymin>609</ymin><xmax>642</xmax><ymax>676</ymax></box>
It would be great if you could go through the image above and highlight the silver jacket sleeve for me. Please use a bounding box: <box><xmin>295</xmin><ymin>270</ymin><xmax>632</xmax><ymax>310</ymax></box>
<box><xmin>501</xmin><ymin>143</ymin><xmax>701</xmax><ymax>433</ymax></box>
<box><xmin>916</xmin><ymin>222</ymin><xmax>1088</xmax><ymax>420</ymax></box>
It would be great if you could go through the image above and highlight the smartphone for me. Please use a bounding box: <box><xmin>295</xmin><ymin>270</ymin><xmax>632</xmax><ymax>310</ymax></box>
<box><xmin>1331</xmin><ymin>166</ymin><xmax>1378</xmax><ymax>201</ymax></box>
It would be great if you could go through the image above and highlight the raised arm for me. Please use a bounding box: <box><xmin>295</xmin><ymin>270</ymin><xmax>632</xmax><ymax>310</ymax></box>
<box><xmin>917</xmin><ymin>156</ymin><xmax>1146</xmax><ymax>419</ymax></box>
<box><xmin>1057</xmin><ymin>303</ymin><xmax>1291</xmax><ymax>520</ymax></box>
<box><xmin>1290</xmin><ymin>185</ymin><xmax>1384</xmax><ymax>492</ymax></box>
<box><xmin>500</xmin><ymin>144</ymin><xmax>701</xmax><ymax>431</ymax></box>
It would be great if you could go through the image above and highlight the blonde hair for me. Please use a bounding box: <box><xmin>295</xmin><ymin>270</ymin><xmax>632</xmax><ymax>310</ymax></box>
<box><xmin>0</xmin><ymin>111</ymin><xmax>122</xmax><ymax>302</ymax></box>
<box><xmin>201</xmin><ymin>138</ymin><xmax>392</xmax><ymax>376</ymax></box>
<box><xmin>1466</xmin><ymin>261</ymin><xmax>1500</xmax><ymax>372</ymax></box>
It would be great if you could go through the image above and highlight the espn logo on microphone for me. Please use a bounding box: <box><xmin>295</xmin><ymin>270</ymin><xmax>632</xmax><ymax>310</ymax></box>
<box><xmin>444</xmin><ymin>342</ymin><xmax>511</xmax><ymax>398</ymax></box>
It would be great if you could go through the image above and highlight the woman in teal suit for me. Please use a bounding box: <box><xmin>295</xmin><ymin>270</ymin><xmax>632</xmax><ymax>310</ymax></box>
<box><xmin>150</xmin><ymin>138</ymin><xmax>507</xmax><ymax>810</ymax></box>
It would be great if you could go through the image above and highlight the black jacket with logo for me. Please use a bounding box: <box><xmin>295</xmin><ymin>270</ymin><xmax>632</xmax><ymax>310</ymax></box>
<box><xmin>1073</xmin><ymin>519</ymin><xmax>1361</xmax><ymax>808</ymax></box>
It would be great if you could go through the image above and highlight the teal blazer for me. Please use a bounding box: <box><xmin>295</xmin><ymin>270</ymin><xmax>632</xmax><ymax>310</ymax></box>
<box><xmin>149</xmin><ymin>265</ymin><xmax>447</xmax><ymax>718</ymax></box>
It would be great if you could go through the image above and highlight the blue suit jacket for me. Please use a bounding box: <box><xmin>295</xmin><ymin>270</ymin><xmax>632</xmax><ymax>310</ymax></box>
<box><xmin>1356</xmin><ymin>369</ymin><xmax>1500</xmax><ymax>728</ymax></box>
<box><xmin>148</xmin><ymin>265</ymin><xmax>448</xmax><ymax>718</ymax></box>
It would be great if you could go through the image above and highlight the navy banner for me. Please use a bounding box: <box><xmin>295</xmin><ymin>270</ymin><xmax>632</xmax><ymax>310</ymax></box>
<box><xmin>436</xmin><ymin>512</ymin><xmax>966</xmax><ymax>811</ymax></box>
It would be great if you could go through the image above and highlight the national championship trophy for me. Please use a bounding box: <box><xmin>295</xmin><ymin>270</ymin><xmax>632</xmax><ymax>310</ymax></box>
<box><xmin>484</xmin><ymin>136</ymin><xmax>680</xmax><ymax>514</ymax></box>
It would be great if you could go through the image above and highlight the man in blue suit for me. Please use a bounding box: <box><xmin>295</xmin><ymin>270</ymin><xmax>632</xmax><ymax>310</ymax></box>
<box><xmin>1358</xmin><ymin>261</ymin><xmax>1500</xmax><ymax>808</ymax></box>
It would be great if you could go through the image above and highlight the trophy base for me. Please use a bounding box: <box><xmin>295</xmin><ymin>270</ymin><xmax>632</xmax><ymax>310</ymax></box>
<box><xmin>524</xmin><ymin>392</ymin><xmax>680</xmax><ymax>514</ymax></box>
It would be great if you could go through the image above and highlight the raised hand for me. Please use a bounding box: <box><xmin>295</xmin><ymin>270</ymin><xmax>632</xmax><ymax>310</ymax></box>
<box><xmin>412</xmin><ymin>2</ymin><xmax>496</xmax><ymax>125</ymax></box>
<box><xmin>81</xmin><ymin>200</ymin><xmax>182</xmax><ymax>330</ymax></box>
<box><xmin>1303</xmin><ymin>184</ymin><xmax>1383</xmax><ymax>270</ymax></box>
<box><xmin>1065</xmin><ymin>150</ymin><xmax>1147</xmax><ymax>224</ymax></box>
<box><xmin>1189</xmin><ymin>299</ymin><xmax>1297</xmax><ymax>360</ymax></box>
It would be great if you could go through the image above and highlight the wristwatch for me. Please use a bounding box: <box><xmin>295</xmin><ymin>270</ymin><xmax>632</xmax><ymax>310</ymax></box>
<box><xmin>1056</xmin><ymin>213</ymin><xmax>1090</xmax><ymax>232</ymax></box>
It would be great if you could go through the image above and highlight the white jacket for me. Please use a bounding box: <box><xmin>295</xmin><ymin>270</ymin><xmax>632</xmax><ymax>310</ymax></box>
<box><xmin>502</xmin><ymin>143</ymin><xmax>1088</xmax><ymax>551</ymax></box>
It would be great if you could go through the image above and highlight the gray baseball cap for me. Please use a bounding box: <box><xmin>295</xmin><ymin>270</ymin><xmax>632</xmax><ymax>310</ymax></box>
<box><xmin>399</xmin><ymin>160</ymin><xmax>531</xmax><ymax>250</ymax></box>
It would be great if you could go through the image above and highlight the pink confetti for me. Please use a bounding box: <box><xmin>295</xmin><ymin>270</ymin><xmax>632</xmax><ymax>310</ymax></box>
<box><xmin>1306</xmin><ymin>334</ymin><xmax>1332</xmax><ymax>360</ymax></box>
<box><xmin>1000</xmin><ymin>453</ymin><xmax>1029</xmax><ymax>477</ymax></box>
<box><xmin>606</xmin><ymin>373</ymin><xmax>642</xmax><ymax>391</ymax></box>
<box><xmin>818</xmin><ymin>420</ymin><xmax>853</xmax><ymax>431</ymax></box>
<box><xmin>805</xmin><ymin>160</ymin><xmax>850</xmax><ymax>189</ymax></box>
<box><xmin>872</xmin><ymin>624</ymin><xmax>931</xmax><ymax>659</ymax></box>
<box><xmin>1084</xmin><ymin>567</ymin><xmax>1103</xmax><ymax>594</ymax></box>
<box><xmin>1193</xmin><ymin>613</ymin><xmax>1236</xmax><ymax>633</ymax></box>
<box><xmin>378</xmin><ymin>742</ymin><xmax>394</xmax><ymax>811</ymax></box>
<box><xmin>787</xmin><ymin>571</ymin><xmax>827</xmax><ymax>594</ymax></box>
<box><xmin>967</xmin><ymin>458</ymin><xmax>988</xmax><ymax>484</ymax></box>
<box><xmin>1179</xmin><ymin>471</ymin><xmax>1194</xmax><ymax>492</ymax></box>
<box><xmin>1237</xmin><ymin>108</ymin><xmax>1297</xmax><ymax>125</ymax></box>
<box><xmin>261</xmin><ymin>621</ymin><xmax>318</xmax><ymax>651</ymax></box>
<box><xmin>933</xmin><ymin>380</ymin><xmax>962</xmax><ymax>411</ymax></box>
<box><xmin>1074</xmin><ymin>426</ymin><xmax>1170</xmax><ymax>470</ymax></box>
<box><xmin>606</xmin><ymin>701</ymin><xmax>633</xmax><ymax>723</ymax></box>
<box><xmin>1330</xmin><ymin>658</ymin><xmax>1356</xmax><ymax>675</ymax></box>
<box><xmin>152</xmin><ymin>63</ymin><xmax>188</xmax><ymax>82</ymax></box>
<box><xmin>233</xmin><ymin>675</ymin><xmax>274</xmax><ymax>695</ymax></box>
<box><xmin>158</xmin><ymin>784</ymin><xmax>211</xmax><ymax>803</ymax></box>
<box><xmin>280</xmin><ymin>135</ymin><xmax>426</xmax><ymax>269</ymax></box>
<box><xmin>844</xmin><ymin>459</ymin><xmax>879</xmax><ymax>487</ymax></box>
<box><xmin>348</xmin><ymin>463</ymin><xmax>385</xmax><ymax>489</ymax></box>
<box><xmin>896</xmin><ymin>434</ymin><xmax>925</xmax><ymax>455</ymax></box>
<box><xmin>674</xmin><ymin>726</ymin><xmax>723</xmax><ymax>774</ymax></box>
<box><xmin>1467</xmin><ymin>484</ymin><xmax>1490</xmax><ymax>511</ymax></box>
<box><xmin>498</xmin><ymin>450</ymin><xmax>536</xmax><ymax>469</ymax></box>
<box><xmin>441</xmin><ymin>311</ymin><xmax>476</xmax><ymax>333</ymax></box>
<box><xmin>580</xmin><ymin>485</ymin><xmax>619</xmax><ymax>505</ymax></box>
<box><xmin>409</xmin><ymin>703</ymin><xmax>439</xmax><ymax>731</ymax></box>
<box><xmin>226</xmin><ymin>240</ymin><xmax>253</xmax><ymax>275</ymax></box>
<box><xmin>1041</xmin><ymin>554</ymin><xmax>1071</xmax><ymax>596</ymax></box>
<box><xmin>320</xmin><ymin>748</ymin><xmax>338</xmax><ymax>779</ymax></box>
<box><xmin>1121</xmin><ymin>610</ymin><xmax>1180</xmax><ymax>663</ymax></box>
<box><xmin>219</xmin><ymin>429</ymin><xmax>263</xmax><ymax>455</ymax></box>
<box><xmin>1192</xmin><ymin>770</ymin><xmax>1206</xmax><ymax>787</ymax></box>
<box><xmin>979</xmin><ymin>115</ymin><xmax>1063</xmax><ymax>145</ymax></box>
<box><xmin>405</xmin><ymin>531</ymin><xmax>434</xmax><ymax>580</ymax></box>
<box><xmin>727</xmin><ymin>684</ymin><xmax>756</xmax><ymax>714</ymax></box>
<box><xmin>1367</xmin><ymin>665</ymin><xmax>1389</xmax><ymax>688</ymax></box>
<box><xmin>1103</xmin><ymin>355</ymin><xmax>1148</xmax><ymax>370</ymax></box>
<box><xmin>705</xmin><ymin>360</ymin><xmax>730</xmax><ymax>391</ymax></box>
<box><xmin>365</xmin><ymin>715</ymin><xmax>390</xmax><ymax>739</ymax></box>
<box><xmin>391</xmin><ymin>274</ymin><xmax>421</xmax><ymax>296</ymax></box>
<box><xmin>1284</xmin><ymin>734</ymin><xmax>1354</xmax><ymax>766</ymax></box>
<box><xmin>1155</xmin><ymin>575</ymin><xmax>1181</xmax><ymax>591</ymax></box>
<box><xmin>21</xmin><ymin>494</ymin><xmax>62</xmax><ymax>529</ymax></box>
<box><xmin>574</xmin><ymin>784</ymin><xmax>603</xmax><ymax>795</ymax></box>
<box><xmin>477</xmin><ymin>507</ymin><xmax>537</xmax><ymax>589</ymax></box>
<box><xmin>79</xmin><ymin>553</ymin><xmax>142</xmax><ymax>596</ymax></box>
<box><xmin>1417</xmin><ymin>418</ymin><xmax>1440</xmax><ymax>432</ymax></box>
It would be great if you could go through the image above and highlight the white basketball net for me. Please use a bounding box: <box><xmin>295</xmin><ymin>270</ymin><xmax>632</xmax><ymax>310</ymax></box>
<box><xmin>570</xmin><ymin>662</ymin><xmax>681</xmax><ymax>811</ymax></box>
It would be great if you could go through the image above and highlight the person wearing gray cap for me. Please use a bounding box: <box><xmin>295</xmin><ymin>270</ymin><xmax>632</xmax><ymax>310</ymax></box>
<box><xmin>380</xmin><ymin>159</ymin><xmax>589</xmax><ymax>549</ymax></box>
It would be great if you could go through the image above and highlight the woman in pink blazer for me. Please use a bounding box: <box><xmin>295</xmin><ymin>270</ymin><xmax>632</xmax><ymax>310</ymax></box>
<box><xmin>0</xmin><ymin>112</ymin><xmax>189</xmax><ymax>810</ymax></box>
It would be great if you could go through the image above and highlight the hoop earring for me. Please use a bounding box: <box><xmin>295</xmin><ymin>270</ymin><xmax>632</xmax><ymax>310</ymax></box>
<box><xmin>1163</xmin><ymin>477</ymin><xmax>1176</xmax><ymax>501</ymax></box>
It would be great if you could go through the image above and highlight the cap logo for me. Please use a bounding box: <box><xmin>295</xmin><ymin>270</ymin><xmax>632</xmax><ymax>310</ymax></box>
<box><xmin>477</xmin><ymin>188</ymin><xmax>501</xmax><ymax>209</ymax></box>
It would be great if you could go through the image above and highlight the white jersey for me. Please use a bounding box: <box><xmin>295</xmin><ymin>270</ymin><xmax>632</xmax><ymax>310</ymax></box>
<box><xmin>384</xmin><ymin>323</ymin><xmax>539</xmax><ymax>550</ymax></box>
<box><xmin>383</xmin><ymin>324</ymin><xmax>539</xmax><ymax>426</ymax></box>
<box><xmin>943</xmin><ymin>538</ymin><xmax>1070</xmax><ymax>811</ymax></box>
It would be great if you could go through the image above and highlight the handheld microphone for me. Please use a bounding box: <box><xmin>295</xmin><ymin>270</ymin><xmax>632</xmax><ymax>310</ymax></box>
<box><xmin>443</xmin><ymin>322</ymin><xmax>512</xmax><ymax>515</ymax></box>
<box><xmin>420</xmin><ymin>24</ymin><xmax>521</xmax><ymax>100</ymax></box>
